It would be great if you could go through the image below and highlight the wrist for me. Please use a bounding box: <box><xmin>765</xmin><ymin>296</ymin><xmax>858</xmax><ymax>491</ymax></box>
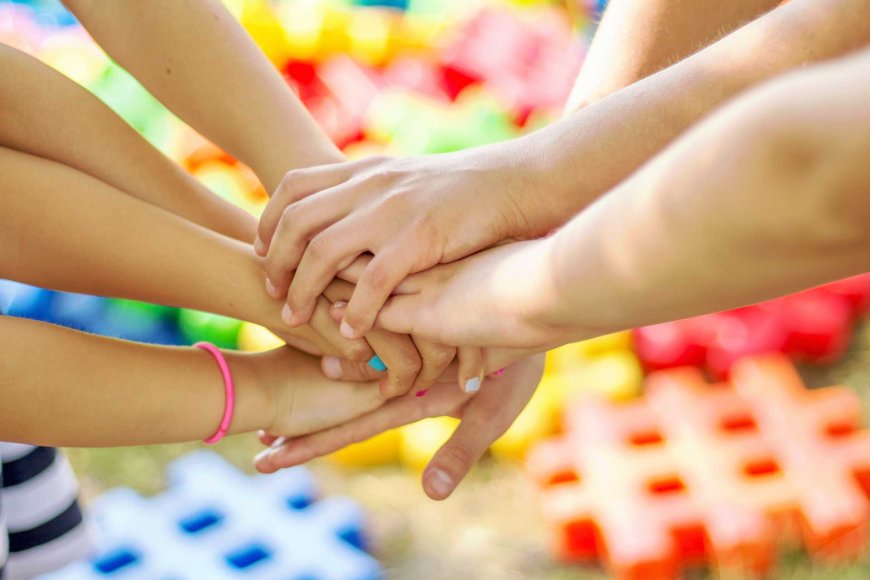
<box><xmin>493</xmin><ymin>136</ymin><xmax>586</xmax><ymax>240</ymax></box>
<box><xmin>222</xmin><ymin>351</ymin><xmax>277</xmax><ymax>435</ymax></box>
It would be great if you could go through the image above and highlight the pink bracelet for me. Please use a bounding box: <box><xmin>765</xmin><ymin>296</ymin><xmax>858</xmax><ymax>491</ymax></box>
<box><xmin>195</xmin><ymin>342</ymin><xmax>236</xmax><ymax>445</ymax></box>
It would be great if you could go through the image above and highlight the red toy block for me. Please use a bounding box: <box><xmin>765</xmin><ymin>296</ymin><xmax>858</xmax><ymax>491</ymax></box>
<box><xmin>633</xmin><ymin>275</ymin><xmax>868</xmax><ymax>376</ymax></box>
<box><xmin>440</xmin><ymin>8</ymin><xmax>581</xmax><ymax>113</ymax></box>
<box><xmin>818</xmin><ymin>273</ymin><xmax>870</xmax><ymax>316</ymax></box>
<box><xmin>528</xmin><ymin>355</ymin><xmax>870</xmax><ymax>579</ymax></box>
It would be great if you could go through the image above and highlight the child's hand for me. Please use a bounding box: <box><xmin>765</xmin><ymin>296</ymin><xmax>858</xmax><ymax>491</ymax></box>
<box><xmin>254</xmin><ymin>354</ymin><xmax>546</xmax><ymax>500</ymax></box>
<box><xmin>350</xmin><ymin>240</ymin><xmax>586</xmax><ymax>351</ymax></box>
<box><xmin>255</xmin><ymin>146</ymin><xmax>566</xmax><ymax>340</ymax></box>
<box><xmin>322</xmin><ymin>279</ymin><xmax>485</xmax><ymax>395</ymax></box>
<box><xmin>252</xmin><ymin>347</ymin><xmax>386</xmax><ymax>439</ymax></box>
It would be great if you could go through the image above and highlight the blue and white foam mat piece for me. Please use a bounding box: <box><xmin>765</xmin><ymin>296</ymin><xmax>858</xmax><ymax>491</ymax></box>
<box><xmin>39</xmin><ymin>451</ymin><xmax>382</xmax><ymax>580</ymax></box>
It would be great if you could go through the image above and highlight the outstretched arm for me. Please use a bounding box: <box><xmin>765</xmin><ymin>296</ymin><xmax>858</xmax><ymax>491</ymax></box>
<box><xmin>61</xmin><ymin>0</ymin><xmax>342</xmax><ymax>193</ymax></box>
<box><xmin>0</xmin><ymin>145</ymin><xmax>371</xmax><ymax>361</ymax></box>
<box><xmin>566</xmin><ymin>0</ymin><xmax>780</xmax><ymax>111</ymax></box>
<box><xmin>373</xmin><ymin>49</ymin><xmax>870</xmax><ymax>349</ymax></box>
<box><xmin>0</xmin><ymin>315</ymin><xmax>382</xmax><ymax>448</ymax></box>
<box><xmin>0</xmin><ymin>43</ymin><xmax>255</xmax><ymax>242</ymax></box>
<box><xmin>255</xmin><ymin>0</ymin><xmax>870</xmax><ymax>340</ymax></box>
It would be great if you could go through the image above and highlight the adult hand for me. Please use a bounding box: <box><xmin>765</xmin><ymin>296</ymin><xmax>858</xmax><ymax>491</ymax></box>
<box><xmin>256</xmin><ymin>143</ymin><xmax>569</xmax><ymax>340</ymax></box>
<box><xmin>344</xmin><ymin>240</ymin><xmax>592</xmax><ymax>350</ymax></box>
<box><xmin>255</xmin><ymin>354</ymin><xmax>546</xmax><ymax>500</ymax></box>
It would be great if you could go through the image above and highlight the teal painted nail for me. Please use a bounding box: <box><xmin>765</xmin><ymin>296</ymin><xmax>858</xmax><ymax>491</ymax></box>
<box><xmin>367</xmin><ymin>355</ymin><xmax>387</xmax><ymax>372</ymax></box>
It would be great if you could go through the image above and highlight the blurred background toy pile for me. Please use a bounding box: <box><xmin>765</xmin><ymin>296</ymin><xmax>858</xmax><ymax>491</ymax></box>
<box><xmin>2</xmin><ymin>0</ymin><xmax>869</xmax><ymax>578</ymax></box>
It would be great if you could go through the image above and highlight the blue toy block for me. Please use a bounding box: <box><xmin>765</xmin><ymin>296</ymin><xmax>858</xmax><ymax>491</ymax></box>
<box><xmin>41</xmin><ymin>452</ymin><xmax>382</xmax><ymax>580</ymax></box>
<box><xmin>0</xmin><ymin>280</ymin><xmax>56</xmax><ymax>320</ymax></box>
<box><xmin>48</xmin><ymin>293</ymin><xmax>107</xmax><ymax>332</ymax></box>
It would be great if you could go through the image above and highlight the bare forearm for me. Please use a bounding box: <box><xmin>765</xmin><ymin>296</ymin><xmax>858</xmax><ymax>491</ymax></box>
<box><xmin>566</xmin><ymin>0</ymin><xmax>779</xmax><ymax>111</ymax></box>
<box><xmin>0</xmin><ymin>315</ymin><xmax>269</xmax><ymax>447</ymax></box>
<box><xmin>0</xmin><ymin>147</ymin><xmax>337</xmax><ymax>355</ymax></box>
<box><xmin>63</xmin><ymin>0</ymin><xmax>342</xmax><ymax>192</ymax></box>
<box><xmin>515</xmin><ymin>0</ymin><xmax>870</xmax><ymax>228</ymax></box>
<box><xmin>0</xmin><ymin>44</ymin><xmax>255</xmax><ymax>242</ymax></box>
<box><xmin>544</xmin><ymin>52</ymin><xmax>870</xmax><ymax>336</ymax></box>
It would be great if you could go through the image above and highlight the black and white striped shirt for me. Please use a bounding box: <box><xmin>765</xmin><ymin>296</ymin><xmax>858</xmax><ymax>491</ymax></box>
<box><xmin>0</xmin><ymin>444</ymin><xmax>92</xmax><ymax>579</ymax></box>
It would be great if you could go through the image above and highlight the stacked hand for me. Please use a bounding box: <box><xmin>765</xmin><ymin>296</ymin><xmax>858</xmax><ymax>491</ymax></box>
<box><xmin>247</xmin><ymin>151</ymin><xmax>568</xmax><ymax>498</ymax></box>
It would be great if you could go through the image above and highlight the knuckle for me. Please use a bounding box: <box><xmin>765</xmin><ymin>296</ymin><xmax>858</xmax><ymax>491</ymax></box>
<box><xmin>344</xmin><ymin>342</ymin><xmax>371</xmax><ymax>363</ymax></box>
<box><xmin>438</xmin><ymin>442</ymin><xmax>475</xmax><ymax>471</ymax></box>
<box><xmin>363</xmin><ymin>261</ymin><xmax>393</xmax><ymax>294</ymax></box>
<box><xmin>306</xmin><ymin>232</ymin><xmax>332</xmax><ymax>261</ymax></box>
<box><xmin>368</xmin><ymin>167</ymin><xmax>400</xmax><ymax>185</ymax></box>
<box><xmin>398</xmin><ymin>354</ymin><xmax>423</xmax><ymax>376</ymax></box>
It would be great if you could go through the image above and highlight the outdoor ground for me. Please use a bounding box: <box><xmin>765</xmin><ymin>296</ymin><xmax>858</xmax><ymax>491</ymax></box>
<box><xmin>67</xmin><ymin>323</ymin><xmax>870</xmax><ymax>579</ymax></box>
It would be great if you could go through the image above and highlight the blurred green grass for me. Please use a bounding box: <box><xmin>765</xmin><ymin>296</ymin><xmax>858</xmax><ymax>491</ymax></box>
<box><xmin>66</xmin><ymin>323</ymin><xmax>870</xmax><ymax>579</ymax></box>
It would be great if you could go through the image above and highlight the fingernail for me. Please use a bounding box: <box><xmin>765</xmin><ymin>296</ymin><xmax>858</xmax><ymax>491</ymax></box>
<box><xmin>463</xmin><ymin>376</ymin><xmax>481</xmax><ymax>393</ymax></box>
<box><xmin>254</xmin><ymin>236</ymin><xmax>266</xmax><ymax>256</ymax></box>
<box><xmin>427</xmin><ymin>468</ymin><xmax>453</xmax><ymax>498</ymax></box>
<box><xmin>269</xmin><ymin>436</ymin><xmax>286</xmax><ymax>450</ymax></box>
<box><xmin>265</xmin><ymin>277</ymin><xmax>278</xmax><ymax>297</ymax></box>
<box><xmin>323</xmin><ymin>356</ymin><xmax>342</xmax><ymax>379</ymax></box>
<box><xmin>367</xmin><ymin>355</ymin><xmax>387</xmax><ymax>372</ymax></box>
<box><xmin>340</xmin><ymin>320</ymin><xmax>356</xmax><ymax>339</ymax></box>
<box><xmin>415</xmin><ymin>389</ymin><xmax>428</xmax><ymax>398</ymax></box>
<box><xmin>282</xmin><ymin>304</ymin><xmax>293</xmax><ymax>325</ymax></box>
<box><xmin>332</xmin><ymin>300</ymin><xmax>348</xmax><ymax>310</ymax></box>
<box><xmin>254</xmin><ymin>448</ymin><xmax>273</xmax><ymax>463</ymax></box>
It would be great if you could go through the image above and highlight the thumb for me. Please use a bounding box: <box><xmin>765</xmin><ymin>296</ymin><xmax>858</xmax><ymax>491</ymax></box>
<box><xmin>421</xmin><ymin>417</ymin><xmax>493</xmax><ymax>501</ymax></box>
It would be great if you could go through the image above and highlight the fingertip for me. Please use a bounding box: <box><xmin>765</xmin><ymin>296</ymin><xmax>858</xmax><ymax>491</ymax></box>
<box><xmin>322</xmin><ymin>356</ymin><xmax>343</xmax><ymax>379</ymax></box>
<box><xmin>462</xmin><ymin>376</ymin><xmax>482</xmax><ymax>394</ymax></box>
<box><xmin>423</xmin><ymin>467</ymin><xmax>454</xmax><ymax>501</ymax></box>
<box><xmin>340</xmin><ymin>319</ymin><xmax>358</xmax><ymax>339</ymax></box>
<box><xmin>254</xmin><ymin>235</ymin><xmax>267</xmax><ymax>257</ymax></box>
<box><xmin>281</xmin><ymin>304</ymin><xmax>294</xmax><ymax>326</ymax></box>
<box><xmin>265</xmin><ymin>276</ymin><xmax>281</xmax><ymax>298</ymax></box>
<box><xmin>284</xmin><ymin>303</ymin><xmax>314</xmax><ymax>327</ymax></box>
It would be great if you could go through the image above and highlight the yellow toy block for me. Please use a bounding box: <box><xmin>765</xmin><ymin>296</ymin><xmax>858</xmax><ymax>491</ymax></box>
<box><xmin>319</xmin><ymin>6</ymin><xmax>354</xmax><ymax>59</ymax></box>
<box><xmin>347</xmin><ymin>9</ymin><xmax>395</xmax><ymax>66</ymax></box>
<box><xmin>327</xmin><ymin>429</ymin><xmax>403</xmax><ymax>467</ymax></box>
<box><xmin>241</xmin><ymin>0</ymin><xmax>292</xmax><ymax>66</ymax></box>
<box><xmin>493</xmin><ymin>349</ymin><xmax>644</xmax><ymax>461</ymax></box>
<box><xmin>275</xmin><ymin>0</ymin><xmax>326</xmax><ymax>61</ymax></box>
<box><xmin>237</xmin><ymin>323</ymin><xmax>285</xmax><ymax>352</ymax></box>
<box><xmin>191</xmin><ymin>161</ymin><xmax>261</xmax><ymax>216</ymax></box>
<box><xmin>490</xmin><ymin>383</ymin><xmax>562</xmax><ymax>461</ymax></box>
<box><xmin>544</xmin><ymin>331</ymin><xmax>633</xmax><ymax>375</ymax></box>
<box><xmin>399</xmin><ymin>417</ymin><xmax>459</xmax><ymax>471</ymax></box>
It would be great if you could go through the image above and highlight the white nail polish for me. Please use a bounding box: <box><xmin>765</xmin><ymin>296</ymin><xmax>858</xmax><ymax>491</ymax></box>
<box><xmin>464</xmin><ymin>376</ymin><xmax>481</xmax><ymax>393</ymax></box>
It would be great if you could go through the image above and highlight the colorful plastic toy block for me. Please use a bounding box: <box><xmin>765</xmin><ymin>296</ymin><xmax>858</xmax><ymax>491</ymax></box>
<box><xmin>633</xmin><ymin>274</ymin><xmax>870</xmax><ymax>378</ymax></box>
<box><xmin>527</xmin><ymin>354</ymin><xmax>870</xmax><ymax>579</ymax></box>
<box><xmin>42</xmin><ymin>452</ymin><xmax>382</xmax><ymax>580</ymax></box>
<box><xmin>330</xmin><ymin>333</ymin><xmax>642</xmax><ymax>468</ymax></box>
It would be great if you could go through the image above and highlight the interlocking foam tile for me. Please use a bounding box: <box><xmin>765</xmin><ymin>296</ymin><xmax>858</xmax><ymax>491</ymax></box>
<box><xmin>527</xmin><ymin>354</ymin><xmax>870</xmax><ymax>580</ymax></box>
<box><xmin>41</xmin><ymin>452</ymin><xmax>381</xmax><ymax>580</ymax></box>
<box><xmin>633</xmin><ymin>274</ymin><xmax>870</xmax><ymax>378</ymax></box>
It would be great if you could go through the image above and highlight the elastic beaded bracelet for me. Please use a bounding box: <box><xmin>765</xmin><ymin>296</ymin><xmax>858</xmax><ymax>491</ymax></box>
<box><xmin>195</xmin><ymin>342</ymin><xmax>236</xmax><ymax>445</ymax></box>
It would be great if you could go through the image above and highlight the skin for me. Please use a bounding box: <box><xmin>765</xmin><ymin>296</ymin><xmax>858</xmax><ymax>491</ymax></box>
<box><xmin>564</xmin><ymin>0</ymin><xmax>780</xmax><ymax>111</ymax></box>
<box><xmin>56</xmin><ymin>0</ymin><xmax>470</xmax><ymax>395</ymax></box>
<box><xmin>0</xmin><ymin>315</ymin><xmax>382</xmax><ymax>447</ymax></box>
<box><xmin>361</xmin><ymin>50</ymin><xmax>870</xmax><ymax>349</ymax></box>
<box><xmin>255</xmin><ymin>0</ymin><xmax>870</xmax><ymax>341</ymax></box>
<box><xmin>261</xmin><ymin>3</ymin><xmax>870</xmax><ymax>498</ymax></box>
<box><xmin>256</xmin><ymin>354</ymin><xmax>546</xmax><ymax>501</ymax></box>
